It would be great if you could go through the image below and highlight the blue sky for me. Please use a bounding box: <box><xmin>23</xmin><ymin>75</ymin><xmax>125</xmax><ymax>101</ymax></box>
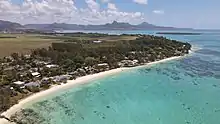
<box><xmin>1</xmin><ymin>0</ymin><xmax>220</xmax><ymax>29</ymax></box>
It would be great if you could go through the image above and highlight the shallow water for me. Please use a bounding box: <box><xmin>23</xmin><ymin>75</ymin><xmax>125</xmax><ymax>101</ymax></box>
<box><xmin>22</xmin><ymin>30</ymin><xmax>220</xmax><ymax>124</ymax></box>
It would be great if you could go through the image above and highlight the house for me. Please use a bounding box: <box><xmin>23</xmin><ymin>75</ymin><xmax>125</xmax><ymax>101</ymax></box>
<box><xmin>132</xmin><ymin>60</ymin><xmax>139</xmax><ymax>64</ymax></box>
<box><xmin>25</xmin><ymin>82</ymin><xmax>41</xmax><ymax>92</ymax></box>
<box><xmin>118</xmin><ymin>60</ymin><xmax>139</xmax><ymax>67</ymax></box>
<box><xmin>31</xmin><ymin>72</ymin><xmax>40</xmax><ymax>77</ymax></box>
<box><xmin>69</xmin><ymin>71</ymin><xmax>79</xmax><ymax>76</ymax></box>
<box><xmin>1</xmin><ymin>62</ymin><xmax>9</xmax><ymax>66</ymax></box>
<box><xmin>97</xmin><ymin>63</ymin><xmax>109</xmax><ymax>66</ymax></box>
<box><xmin>24</xmin><ymin>55</ymin><xmax>31</xmax><ymax>59</ymax></box>
<box><xmin>83</xmin><ymin>66</ymin><xmax>95</xmax><ymax>74</ymax></box>
<box><xmin>95</xmin><ymin>63</ymin><xmax>110</xmax><ymax>71</ymax></box>
<box><xmin>13</xmin><ymin>81</ymin><xmax>25</xmax><ymax>85</ymax></box>
<box><xmin>34</xmin><ymin>60</ymin><xmax>48</xmax><ymax>66</ymax></box>
<box><xmin>93</xmin><ymin>40</ymin><xmax>102</xmax><ymax>43</ymax></box>
<box><xmin>25</xmin><ymin>82</ymin><xmax>40</xmax><ymax>87</ymax></box>
<box><xmin>20</xmin><ymin>86</ymin><xmax>25</xmax><ymax>89</ymax></box>
<box><xmin>129</xmin><ymin>51</ymin><xmax>136</xmax><ymax>54</ymax></box>
<box><xmin>41</xmin><ymin>77</ymin><xmax>51</xmax><ymax>84</ymax></box>
<box><xmin>13</xmin><ymin>81</ymin><xmax>25</xmax><ymax>89</ymax></box>
<box><xmin>69</xmin><ymin>71</ymin><xmax>80</xmax><ymax>79</ymax></box>
<box><xmin>55</xmin><ymin>33</ymin><xmax>64</xmax><ymax>36</ymax></box>
<box><xmin>5</xmin><ymin>56</ymin><xmax>14</xmax><ymax>61</ymax></box>
<box><xmin>77</xmin><ymin>68</ymin><xmax>86</xmax><ymax>76</ymax></box>
<box><xmin>53</xmin><ymin>75</ymin><xmax>71</xmax><ymax>84</ymax></box>
<box><xmin>30</xmin><ymin>68</ymin><xmax>38</xmax><ymax>72</ymax></box>
<box><xmin>46</xmin><ymin>64</ymin><xmax>58</xmax><ymax>68</ymax></box>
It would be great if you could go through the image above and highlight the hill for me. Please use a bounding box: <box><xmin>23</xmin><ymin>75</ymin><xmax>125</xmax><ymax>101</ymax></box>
<box><xmin>0</xmin><ymin>20</ymin><xmax>191</xmax><ymax>31</ymax></box>
<box><xmin>0</xmin><ymin>20</ymin><xmax>23</xmax><ymax>31</ymax></box>
<box><xmin>24</xmin><ymin>21</ymin><xmax>188</xmax><ymax>30</ymax></box>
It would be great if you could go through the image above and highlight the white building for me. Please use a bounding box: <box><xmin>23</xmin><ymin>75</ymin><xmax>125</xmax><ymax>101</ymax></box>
<box><xmin>31</xmin><ymin>72</ymin><xmax>40</xmax><ymax>77</ymax></box>
<box><xmin>97</xmin><ymin>63</ymin><xmax>109</xmax><ymax>66</ymax></box>
<box><xmin>132</xmin><ymin>60</ymin><xmax>139</xmax><ymax>64</ymax></box>
<box><xmin>53</xmin><ymin>75</ymin><xmax>71</xmax><ymax>83</ymax></box>
<box><xmin>46</xmin><ymin>64</ymin><xmax>58</xmax><ymax>68</ymax></box>
<box><xmin>118</xmin><ymin>59</ymin><xmax>139</xmax><ymax>67</ymax></box>
<box><xmin>93</xmin><ymin>40</ymin><xmax>102</xmax><ymax>43</ymax></box>
<box><xmin>25</xmin><ymin>82</ymin><xmax>40</xmax><ymax>87</ymax></box>
<box><xmin>13</xmin><ymin>81</ymin><xmax>25</xmax><ymax>85</ymax></box>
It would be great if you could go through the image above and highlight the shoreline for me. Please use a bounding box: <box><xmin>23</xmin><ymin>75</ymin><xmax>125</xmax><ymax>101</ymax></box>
<box><xmin>0</xmin><ymin>54</ymin><xmax>190</xmax><ymax>123</ymax></box>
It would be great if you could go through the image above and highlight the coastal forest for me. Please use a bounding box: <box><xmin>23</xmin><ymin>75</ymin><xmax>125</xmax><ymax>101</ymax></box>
<box><xmin>0</xmin><ymin>33</ymin><xmax>191</xmax><ymax>116</ymax></box>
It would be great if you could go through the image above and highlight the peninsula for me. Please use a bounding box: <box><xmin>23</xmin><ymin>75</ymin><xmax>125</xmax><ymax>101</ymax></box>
<box><xmin>156</xmin><ymin>32</ymin><xmax>202</xmax><ymax>35</ymax></box>
<box><xmin>0</xmin><ymin>32</ymin><xmax>191</xmax><ymax>123</ymax></box>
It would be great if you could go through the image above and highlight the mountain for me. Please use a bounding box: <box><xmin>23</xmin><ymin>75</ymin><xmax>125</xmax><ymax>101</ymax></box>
<box><xmin>0</xmin><ymin>20</ymin><xmax>23</xmax><ymax>31</ymax></box>
<box><xmin>24</xmin><ymin>24</ymin><xmax>50</xmax><ymax>30</ymax></box>
<box><xmin>0</xmin><ymin>19</ymin><xmax>190</xmax><ymax>31</ymax></box>
<box><xmin>24</xmin><ymin>21</ymin><xmax>183</xmax><ymax>30</ymax></box>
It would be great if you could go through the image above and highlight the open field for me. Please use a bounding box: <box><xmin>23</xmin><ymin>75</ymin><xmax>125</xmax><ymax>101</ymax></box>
<box><xmin>37</xmin><ymin>34</ymin><xmax>138</xmax><ymax>42</ymax></box>
<box><xmin>0</xmin><ymin>33</ymin><xmax>138</xmax><ymax>57</ymax></box>
<box><xmin>99</xmin><ymin>35</ymin><xmax>137</xmax><ymax>41</ymax></box>
<box><xmin>0</xmin><ymin>34</ymin><xmax>62</xmax><ymax>57</ymax></box>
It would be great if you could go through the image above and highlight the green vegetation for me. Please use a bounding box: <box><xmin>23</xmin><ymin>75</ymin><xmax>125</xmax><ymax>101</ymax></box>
<box><xmin>34</xmin><ymin>35</ymin><xmax>190</xmax><ymax>69</ymax></box>
<box><xmin>0</xmin><ymin>33</ymin><xmax>191</xmax><ymax>115</ymax></box>
<box><xmin>0</xmin><ymin>33</ymin><xmax>137</xmax><ymax>57</ymax></box>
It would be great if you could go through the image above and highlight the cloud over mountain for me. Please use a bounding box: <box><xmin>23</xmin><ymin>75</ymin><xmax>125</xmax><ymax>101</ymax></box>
<box><xmin>0</xmin><ymin>0</ymin><xmax>144</xmax><ymax>24</ymax></box>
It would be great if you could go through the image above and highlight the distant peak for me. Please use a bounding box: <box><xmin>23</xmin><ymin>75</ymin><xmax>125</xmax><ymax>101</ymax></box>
<box><xmin>52</xmin><ymin>22</ymin><xmax>64</xmax><ymax>24</ymax></box>
<box><xmin>110</xmin><ymin>21</ymin><xmax>131</xmax><ymax>25</ymax></box>
<box><xmin>112</xmin><ymin>21</ymin><xmax>119</xmax><ymax>24</ymax></box>
<box><xmin>140</xmin><ymin>22</ymin><xmax>149</xmax><ymax>25</ymax></box>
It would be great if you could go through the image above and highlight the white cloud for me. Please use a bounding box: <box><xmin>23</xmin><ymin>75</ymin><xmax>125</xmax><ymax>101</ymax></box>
<box><xmin>133</xmin><ymin>0</ymin><xmax>147</xmax><ymax>5</ymax></box>
<box><xmin>153</xmin><ymin>10</ymin><xmax>164</xmax><ymax>14</ymax></box>
<box><xmin>101</xmin><ymin>0</ymin><xmax>110</xmax><ymax>3</ymax></box>
<box><xmin>0</xmin><ymin>0</ymin><xmax>77</xmax><ymax>23</ymax></box>
<box><xmin>108</xmin><ymin>3</ymin><xmax>117</xmax><ymax>10</ymax></box>
<box><xmin>85</xmin><ymin>0</ymin><xmax>100</xmax><ymax>11</ymax></box>
<box><xmin>0</xmin><ymin>0</ymin><xmax>144</xmax><ymax>24</ymax></box>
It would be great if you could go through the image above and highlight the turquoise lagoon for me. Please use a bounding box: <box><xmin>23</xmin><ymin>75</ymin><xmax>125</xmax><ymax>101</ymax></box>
<box><xmin>22</xmin><ymin>31</ymin><xmax>220</xmax><ymax>124</ymax></box>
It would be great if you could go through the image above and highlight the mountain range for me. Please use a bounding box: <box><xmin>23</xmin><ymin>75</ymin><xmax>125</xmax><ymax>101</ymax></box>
<box><xmin>24</xmin><ymin>21</ymin><xmax>178</xmax><ymax>30</ymax></box>
<box><xmin>0</xmin><ymin>20</ymin><xmax>24</xmax><ymax>30</ymax></box>
<box><xmin>0</xmin><ymin>20</ymin><xmax>190</xmax><ymax>31</ymax></box>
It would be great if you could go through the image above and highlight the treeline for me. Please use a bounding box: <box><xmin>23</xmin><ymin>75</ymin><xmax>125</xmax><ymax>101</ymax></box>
<box><xmin>31</xmin><ymin>35</ymin><xmax>191</xmax><ymax>71</ymax></box>
<box><xmin>0</xmin><ymin>34</ymin><xmax>191</xmax><ymax>113</ymax></box>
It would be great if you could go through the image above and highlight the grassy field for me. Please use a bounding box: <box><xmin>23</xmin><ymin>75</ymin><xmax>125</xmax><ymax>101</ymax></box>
<box><xmin>0</xmin><ymin>34</ymin><xmax>61</xmax><ymax>57</ymax></box>
<box><xmin>0</xmin><ymin>33</ymin><xmax>137</xmax><ymax>57</ymax></box>
<box><xmin>37</xmin><ymin>34</ymin><xmax>138</xmax><ymax>42</ymax></box>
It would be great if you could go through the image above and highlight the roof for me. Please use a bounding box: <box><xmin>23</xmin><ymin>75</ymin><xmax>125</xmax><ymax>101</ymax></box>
<box><xmin>133</xmin><ymin>60</ymin><xmax>139</xmax><ymax>63</ymax></box>
<box><xmin>13</xmin><ymin>81</ymin><xmax>25</xmax><ymax>85</ymax></box>
<box><xmin>25</xmin><ymin>82</ymin><xmax>40</xmax><ymax>87</ymax></box>
<box><xmin>97</xmin><ymin>63</ymin><xmax>109</xmax><ymax>66</ymax></box>
<box><xmin>32</xmin><ymin>72</ymin><xmax>40</xmax><ymax>76</ymax></box>
<box><xmin>42</xmin><ymin>77</ymin><xmax>50</xmax><ymax>80</ymax></box>
<box><xmin>46</xmin><ymin>64</ymin><xmax>58</xmax><ymax>68</ymax></box>
<box><xmin>53</xmin><ymin>75</ymin><xmax>71</xmax><ymax>82</ymax></box>
<box><xmin>93</xmin><ymin>40</ymin><xmax>102</xmax><ymax>43</ymax></box>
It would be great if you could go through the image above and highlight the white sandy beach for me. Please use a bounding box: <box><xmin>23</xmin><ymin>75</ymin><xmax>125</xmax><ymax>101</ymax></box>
<box><xmin>0</xmin><ymin>118</ymin><xmax>14</xmax><ymax>124</ymax></box>
<box><xmin>0</xmin><ymin>55</ymin><xmax>188</xmax><ymax>124</ymax></box>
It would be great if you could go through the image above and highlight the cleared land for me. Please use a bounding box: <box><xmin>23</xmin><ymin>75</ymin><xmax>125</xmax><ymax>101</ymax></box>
<box><xmin>0</xmin><ymin>34</ymin><xmax>61</xmax><ymax>57</ymax></box>
<box><xmin>0</xmin><ymin>33</ymin><xmax>137</xmax><ymax>57</ymax></box>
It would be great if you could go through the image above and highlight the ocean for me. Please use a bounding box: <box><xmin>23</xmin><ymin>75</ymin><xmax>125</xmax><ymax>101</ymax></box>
<box><xmin>20</xmin><ymin>30</ymin><xmax>220</xmax><ymax>124</ymax></box>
